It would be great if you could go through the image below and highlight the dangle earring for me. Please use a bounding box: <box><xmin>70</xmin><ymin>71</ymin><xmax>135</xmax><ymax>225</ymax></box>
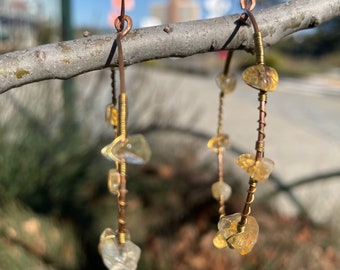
<box><xmin>208</xmin><ymin>51</ymin><xmax>236</xmax><ymax>216</ymax></box>
<box><xmin>213</xmin><ymin>1</ymin><xmax>279</xmax><ymax>255</ymax></box>
<box><xmin>98</xmin><ymin>3</ymin><xmax>151</xmax><ymax>269</ymax></box>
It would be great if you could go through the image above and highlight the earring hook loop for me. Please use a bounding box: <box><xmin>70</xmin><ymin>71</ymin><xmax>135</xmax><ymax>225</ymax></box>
<box><xmin>114</xmin><ymin>15</ymin><xmax>133</xmax><ymax>37</ymax></box>
<box><xmin>240</xmin><ymin>0</ymin><xmax>256</xmax><ymax>11</ymax></box>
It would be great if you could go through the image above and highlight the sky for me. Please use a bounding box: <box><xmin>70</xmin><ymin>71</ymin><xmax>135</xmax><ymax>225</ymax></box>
<box><xmin>71</xmin><ymin>0</ymin><xmax>243</xmax><ymax>29</ymax></box>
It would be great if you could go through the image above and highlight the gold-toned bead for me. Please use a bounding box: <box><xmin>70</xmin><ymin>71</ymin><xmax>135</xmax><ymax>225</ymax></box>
<box><xmin>236</xmin><ymin>153</ymin><xmax>274</xmax><ymax>182</ymax></box>
<box><xmin>242</xmin><ymin>64</ymin><xmax>279</xmax><ymax>92</ymax></box>
<box><xmin>118</xmin><ymin>230</ymin><xmax>131</xmax><ymax>244</ymax></box>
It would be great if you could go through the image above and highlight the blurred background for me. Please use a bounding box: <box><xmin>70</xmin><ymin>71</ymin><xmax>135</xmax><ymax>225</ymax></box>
<box><xmin>0</xmin><ymin>0</ymin><xmax>339</xmax><ymax>269</ymax></box>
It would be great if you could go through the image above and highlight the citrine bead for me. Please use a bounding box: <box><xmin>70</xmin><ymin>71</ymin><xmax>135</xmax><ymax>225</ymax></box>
<box><xmin>107</xmin><ymin>169</ymin><xmax>121</xmax><ymax>195</ymax></box>
<box><xmin>101</xmin><ymin>134</ymin><xmax>151</xmax><ymax>165</ymax></box>
<box><xmin>213</xmin><ymin>231</ymin><xmax>228</xmax><ymax>249</ymax></box>
<box><xmin>242</xmin><ymin>64</ymin><xmax>279</xmax><ymax>92</ymax></box>
<box><xmin>211</xmin><ymin>181</ymin><xmax>232</xmax><ymax>201</ymax></box>
<box><xmin>236</xmin><ymin>153</ymin><xmax>274</xmax><ymax>182</ymax></box>
<box><xmin>99</xmin><ymin>228</ymin><xmax>141</xmax><ymax>270</ymax></box>
<box><xmin>214</xmin><ymin>213</ymin><xmax>259</xmax><ymax>255</ymax></box>
<box><xmin>207</xmin><ymin>134</ymin><xmax>230</xmax><ymax>152</ymax></box>
<box><xmin>216</xmin><ymin>73</ymin><xmax>237</xmax><ymax>94</ymax></box>
<box><xmin>105</xmin><ymin>104</ymin><xmax>118</xmax><ymax>126</ymax></box>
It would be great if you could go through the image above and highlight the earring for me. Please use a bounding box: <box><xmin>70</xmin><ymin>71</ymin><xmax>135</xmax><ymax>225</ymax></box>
<box><xmin>98</xmin><ymin>3</ymin><xmax>151</xmax><ymax>269</ymax></box>
<box><xmin>208</xmin><ymin>50</ymin><xmax>236</xmax><ymax>216</ymax></box>
<box><xmin>213</xmin><ymin>2</ymin><xmax>279</xmax><ymax>255</ymax></box>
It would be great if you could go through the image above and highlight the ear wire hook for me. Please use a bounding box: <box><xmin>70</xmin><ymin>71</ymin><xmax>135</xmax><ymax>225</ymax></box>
<box><xmin>114</xmin><ymin>15</ymin><xmax>133</xmax><ymax>37</ymax></box>
<box><xmin>240</xmin><ymin>0</ymin><xmax>259</xmax><ymax>33</ymax></box>
<box><xmin>240</xmin><ymin>0</ymin><xmax>256</xmax><ymax>11</ymax></box>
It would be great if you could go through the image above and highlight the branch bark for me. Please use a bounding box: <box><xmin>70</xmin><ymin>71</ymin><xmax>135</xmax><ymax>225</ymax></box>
<box><xmin>0</xmin><ymin>0</ymin><xmax>339</xmax><ymax>93</ymax></box>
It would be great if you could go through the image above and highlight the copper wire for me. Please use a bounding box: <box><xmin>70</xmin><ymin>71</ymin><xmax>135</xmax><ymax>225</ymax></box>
<box><xmin>218</xmin><ymin>198</ymin><xmax>225</xmax><ymax>216</ymax></box>
<box><xmin>223</xmin><ymin>51</ymin><xmax>234</xmax><ymax>76</ymax></box>
<box><xmin>240</xmin><ymin>0</ymin><xmax>256</xmax><ymax>11</ymax></box>
<box><xmin>216</xmin><ymin>91</ymin><xmax>226</xmax><ymax>216</ymax></box>
<box><xmin>217</xmin><ymin>91</ymin><xmax>224</xmax><ymax>137</ymax></box>
<box><xmin>255</xmin><ymin>91</ymin><xmax>267</xmax><ymax>160</ymax></box>
<box><xmin>238</xmin><ymin>179</ymin><xmax>257</xmax><ymax>230</ymax></box>
<box><xmin>117</xmin><ymin>163</ymin><xmax>128</xmax><ymax>244</ymax></box>
<box><xmin>110</xmin><ymin>67</ymin><xmax>117</xmax><ymax>106</ymax></box>
<box><xmin>116</xmin><ymin>34</ymin><xmax>126</xmax><ymax>95</ymax></box>
<box><xmin>110</xmin><ymin>67</ymin><xmax>118</xmax><ymax>135</ymax></box>
<box><xmin>217</xmin><ymin>147</ymin><xmax>225</xmax><ymax>216</ymax></box>
<box><xmin>238</xmin><ymin>92</ymin><xmax>267</xmax><ymax>231</ymax></box>
<box><xmin>215</xmin><ymin>51</ymin><xmax>234</xmax><ymax>216</ymax></box>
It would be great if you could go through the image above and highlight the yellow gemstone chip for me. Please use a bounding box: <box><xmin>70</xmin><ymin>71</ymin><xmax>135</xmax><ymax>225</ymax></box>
<box><xmin>101</xmin><ymin>134</ymin><xmax>151</xmax><ymax>165</ymax></box>
<box><xmin>236</xmin><ymin>153</ymin><xmax>274</xmax><ymax>182</ymax></box>
<box><xmin>207</xmin><ymin>134</ymin><xmax>230</xmax><ymax>152</ymax></box>
<box><xmin>215</xmin><ymin>213</ymin><xmax>259</xmax><ymax>255</ymax></box>
<box><xmin>242</xmin><ymin>64</ymin><xmax>279</xmax><ymax>92</ymax></box>
<box><xmin>216</xmin><ymin>73</ymin><xmax>237</xmax><ymax>94</ymax></box>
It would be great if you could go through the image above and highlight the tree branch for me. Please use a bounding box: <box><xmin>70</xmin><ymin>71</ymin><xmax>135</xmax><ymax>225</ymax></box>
<box><xmin>0</xmin><ymin>0</ymin><xmax>339</xmax><ymax>93</ymax></box>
